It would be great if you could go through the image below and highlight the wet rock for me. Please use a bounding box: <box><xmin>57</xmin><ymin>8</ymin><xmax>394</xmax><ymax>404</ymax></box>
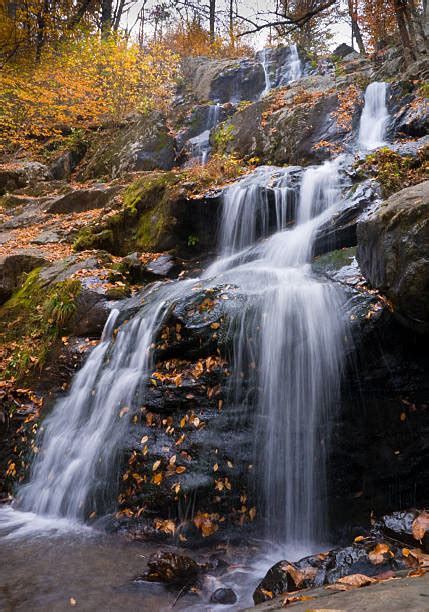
<box><xmin>393</xmin><ymin>94</ymin><xmax>429</xmax><ymax>138</ymax></box>
<box><xmin>210</xmin><ymin>587</ymin><xmax>237</xmax><ymax>604</ymax></box>
<box><xmin>253</xmin><ymin>537</ymin><xmax>413</xmax><ymax>604</ymax></box>
<box><xmin>357</xmin><ymin>180</ymin><xmax>429</xmax><ymax>333</ymax></box>
<box><xmin>314</xmin><ymin>179</ymin><xmax>381</xmax><ymax>256</ymax></box>
<box><xmin>137</xmin><ymin>551</ymin><xmax>201</xmax><ymax>585</ymax></box>
<box><xmin>374</xmin><ymin>510</ymin><xmax>429</xmax><ymax>553</ymax></box>
<box><xmin>0</xmin><ymin>251</ymin><xmax>47</xmax><ymax>304</ymax></box>
<box><xmin>45</xmin><ymin>185</ymin><xmax>122</xmax><ymax>214</ymax></box>
<box><xmin>145</xmin><ymin>255</ymin><xmax>179</xmax><ymax>279</ymax></box>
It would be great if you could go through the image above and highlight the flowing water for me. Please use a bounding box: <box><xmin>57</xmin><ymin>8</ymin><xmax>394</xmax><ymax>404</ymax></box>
<box><xmin>259</xmin><ymin>44</ymin><xmax>302</xmax><ymax>98</ymax></box>
<box><xmin>188</xmin><ymin>103</ymin><xmax>220</xmax><ymax>165</ymax></box>
<box><xmin>0</xmin><ymin>74</ymin><xmax>390</xmax><ymax>609</ymax></box>
<box><xmin>359</xmin><ymin>81</ymin><xmax>389</xmax><ymax>150</ymax></box>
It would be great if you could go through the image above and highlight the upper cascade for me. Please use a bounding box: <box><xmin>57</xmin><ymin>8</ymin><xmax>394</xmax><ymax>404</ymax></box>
<box><xmin>358</xmin><ymin>82</ymin><xmax>390</xmax><ymax>150</ymax></box>
<box><xmin>258</xmin><ymin>44</ymin><xmax>303</xmax><ymax>98</ymax></box>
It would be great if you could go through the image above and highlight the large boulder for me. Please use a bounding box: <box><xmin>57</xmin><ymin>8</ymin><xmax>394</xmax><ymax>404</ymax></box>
<box><xmin>357</xmin><ymin>181</ymin><xmax>429</xmax><ymax>333</ymax></box>
<box><xmin>45</xmin><ymin>185</ymin><xmax>122</xmax><ymax>214</ymax></box>
<box><xmin>0</xmin><ymin>162</ymin><xmax>51</xmax><ymax>195</ymax></box>
<box><xmin>79</xmin><ymin>114</ymin><xmax>175</xmax><ymax>180</ymax></box>
<box><xmin>182</xmin><ymin>56</ymin><xmax>265</xmax><ymax>103</ymax></box>
<box><xmin>217</xmin><ymin>75</ymin><xmax>361</xmax><ymax>165</ymax></box>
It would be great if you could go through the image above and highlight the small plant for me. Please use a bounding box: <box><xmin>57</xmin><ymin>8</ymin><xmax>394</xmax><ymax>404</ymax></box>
<box><xmin>187</xmin><ymin>234</ymin><xmax>199</xmax><ymax>247</ymax></box>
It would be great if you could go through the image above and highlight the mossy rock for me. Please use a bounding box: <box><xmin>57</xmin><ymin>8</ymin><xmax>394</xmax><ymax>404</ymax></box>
<box><xmin>0</xmin><ymin>269</ymin><xmax>81</xmax><ymax>380</ymax></box>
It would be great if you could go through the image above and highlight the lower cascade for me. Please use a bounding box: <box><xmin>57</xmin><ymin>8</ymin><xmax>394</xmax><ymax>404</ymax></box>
<box><xmin>2</xmin><ymin>156</ymin><xmax>348</xmax><ymax>550</ymax></box>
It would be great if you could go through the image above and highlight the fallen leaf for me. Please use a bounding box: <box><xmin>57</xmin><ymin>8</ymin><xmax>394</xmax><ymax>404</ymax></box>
<box><xmin>175</xmin><ymin>465</ymin><xmax>186</xmax><ymax>474</ymax></box>
<box><xmin>412</xmin><ymin>511</ymin><xmax>429</xmax><ymax>541</ymax></box>
<box><xmin>326</xmin><ymin>574</ymin><xmax>377</xmax><ymax>591</ymax></box>
<box><xmin>368</xmin><ymin>542</ymin><xmax>391</xmax><ymax>564</ymax></box>
<box><xmin>282</xmin><ymin>594</ymin><xmax>314</xmax><ymax>607</ymax></box>
<box><xmin>152</xmin><ymin>460</ymin><xmax>161</xmax><ymax>471</ymax></box>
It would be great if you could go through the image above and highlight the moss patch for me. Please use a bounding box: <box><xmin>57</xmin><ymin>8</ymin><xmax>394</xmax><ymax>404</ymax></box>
<box><xmin>0</xmin><ymin>269</ymin><xmax>81</xmax><ymax>380</ymax></box>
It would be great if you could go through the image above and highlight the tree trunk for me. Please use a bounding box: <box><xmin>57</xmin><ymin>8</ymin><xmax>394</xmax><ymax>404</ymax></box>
<box><xmin>229</xmin><ymin>0</ymin><xmax>234</xmax><ymax>46</ymax></box>
<box><xmin>113</xmin><ymin>0</ymin><xmax>126</xmax><ymax>31</ymax></box>
<box><xmin>101</xmin><ymin>0</ymin><xmax>112</xmax><ymax>37</ymax></box>
<box><xmin>209</xmin><ymin>0</ymin><xmax>216</xmax><ymax>43</ymax></box>
<box><xmin>35</xmin><ymin>0</ymin><xmax>50</xmax><ymax>63</ymax></box>
<box><xmin>392</xmin><ymin>0</ymin><xmax>417</xmax><ymax>63</ymax></box>
<box><xmin>347</xmin><ymin>0</ymin><xmax>366</xmax><ymax>54</ymax></box>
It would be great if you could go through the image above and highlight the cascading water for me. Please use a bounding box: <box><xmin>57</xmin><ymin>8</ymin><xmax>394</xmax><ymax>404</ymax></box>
<box><xmin>188</xmin><ymin>103</ymin><xmax>220</xmax><ymax>165</ymax></box>
<box><xmin>280</xmin><ymin>44</ymin><xmax>302</xmax><ymax>85</ymax></box>
<box><xmin>260</xmin><ymin>48</ymin><xmax>272</xmax><ymax>97</ymax></box>
<box><xmin>359</xmin><ymin>81</ymin><xmax>389</xmax><ymax>150</ymax></box>
<box><xmin>206</xmin><ymin>157</ymin><xmax>346</xmax><ymax>545</ymax></box>
<box><xmin>259</xmin><ymin>44</ymin><xmax>302</xmax><ymax>98</ymax></box>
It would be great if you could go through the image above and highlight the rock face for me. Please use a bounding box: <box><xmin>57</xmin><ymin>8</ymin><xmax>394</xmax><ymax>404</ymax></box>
<box><xmin>0</xmin><ymin>162</ymin><xmax>51</xmax><ymax>195</ymax></box>
<box><xmin>357</xmin><ymin>181</ymin><xmax>429</xmax><ymax>333</ymax></box>
<box><xmin>218</xmin><ymin>74</ymin><xmax>362</xmax><ymax>165</ymax></box>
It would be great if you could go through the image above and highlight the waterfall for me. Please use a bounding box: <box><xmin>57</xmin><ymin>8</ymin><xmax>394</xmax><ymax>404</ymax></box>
<box><xmin>259</xmin><ymin>45</ymin><xmax>302</xmax><ymax>99</ymax></box>
<box><xmin>1</xmin><ymin>152</ymin><xmax>347</xmax><ymax>547</ymax></box>
<box><xmin>12</xmin><ymin>281</ymin><xmax>194</xmax><ymax>522</ymax></box>
<box><xmin>359</xmin><ymin>82</ymin><xmax>389</xmax><ymax>150</ymax></box>
<box><xmin>188</xmin><ymin>103</ymin><xmax>220</xmax><ymax>165</ymax></box>
<box><xmin>260</xmin><ymin>48</ymin><xmax>272</xmax><ymax>97</ymax></box>
<box><xmin>207</xmin><ymin>157</ymin><xmax>346</xmax><ymax>544</ymax></box>
<box><xmin>280</xmin><ymin>44</ymin><xmax>302</xmax><ymax>85</ymax></box>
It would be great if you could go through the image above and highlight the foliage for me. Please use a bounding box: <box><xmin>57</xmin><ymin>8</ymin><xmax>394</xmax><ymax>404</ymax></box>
<box><xmin>358</xmin><ymin>145</ymin><xmax>428</xmax><ymax>197</ymax></box>
<box><xmin>162</xmin><ymin>21</ymin><xmax>253</xmax><ymax>59</ymax></box>
<box><xmin>0</xmin><ymin>270</ymin><xmax>81</xmax><ymax>380</ymax></box>
<box><xmin>0</xmin><ymin>34</ymin><xmax>179</xmax><ymax>155</ymax></box>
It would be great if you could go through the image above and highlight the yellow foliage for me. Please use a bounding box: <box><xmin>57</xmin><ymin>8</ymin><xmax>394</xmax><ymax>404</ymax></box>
<box><xmin>162</xmin><ymin>22</ymin><xmax>253</xmax><ymax>59</ymax></box>
<box><xmin>0</xmin><ymin>34</ymin><xmax>179</xmax><ymax>154</ymax></box>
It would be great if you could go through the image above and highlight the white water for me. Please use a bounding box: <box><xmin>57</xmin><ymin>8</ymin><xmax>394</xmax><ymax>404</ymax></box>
<box><xmin>206</xmin><ymin>157</ymin><xmax>346</xmax><ymax>545</ymax></box>
<box><xmin>188</xmin><ymin>103</ymin><xmax>220</xmax><ymax>165</ymax></box>
<box><xmin>260</xmin><ymin>44</ymin><xmax>302</xmax><ymax>98</ymax></box>
<box><xmin>260</xmin><ymin>48</ymin><xmax>272</xmax><ymax>97</ymax></box>
<box><xmin>280</xmin><ymin>44</ymin><xmax>302</xmax><ymax>85</ymax></box>
<box><xmin>359</xmin><ymin>81</ymin><xmax>389</xmax><ymax>150</ymax></box>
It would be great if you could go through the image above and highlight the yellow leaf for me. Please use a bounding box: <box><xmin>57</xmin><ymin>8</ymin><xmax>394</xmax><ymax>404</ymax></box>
<box><xmin>152</xmin><ymin>460</ymin><xmax>161</xmax><ymax>471</ymax></box>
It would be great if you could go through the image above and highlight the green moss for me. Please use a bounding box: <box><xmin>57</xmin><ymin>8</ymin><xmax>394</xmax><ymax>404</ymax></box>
<box><xmin>212</xmin><ymin>123</ymin><xmax>234</xmax><ymax>155</ymax></box>
<box><xmin>0</xmin><ymin>271</ymin><xmax>81</xmax><ymax>380</ymax></box>
<box><xmin>313</xmin><ymin>247</ymin><xmax>356</xmax><ymax>273</ymax></box>
<box><xmin>418</xmin><ymin>82</ymin><xmax>429</xmax><ymax>98</ymax></box>
<box><xmin>357</xmin><ymin>147</ymin><xmax>427</xmax><ymax>198</ymax></box>
<box><xmin>73</xmin><ymin>171</ymin><xmax>181</xmax><ymax>255</ymax></box>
